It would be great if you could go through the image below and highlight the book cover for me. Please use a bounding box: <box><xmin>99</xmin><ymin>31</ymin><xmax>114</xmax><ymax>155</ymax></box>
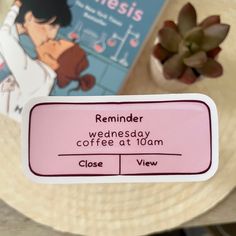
<box><xmin>0</xmin><ymin>0</ymin><xmax>165</xmax><ymax>121</ymax></box>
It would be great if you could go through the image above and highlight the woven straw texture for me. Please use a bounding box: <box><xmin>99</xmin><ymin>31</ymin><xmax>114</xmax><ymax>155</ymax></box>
<box><xmin>0</xmin><ymin>0</ymin><xmax>236</xmax><ymax>235</ymax></box>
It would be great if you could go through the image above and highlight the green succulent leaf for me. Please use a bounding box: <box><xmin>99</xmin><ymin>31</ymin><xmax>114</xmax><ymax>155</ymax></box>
<box><xmin>201</xmin><ymin>24</ymin><xmax>230</xmax><ymax>51</ymax></box>
<box><xmin>159</xmin><ymin>27</ymin><xmax>181</xmax><ymax>53</ymax></box>
<box><xmin>178</xmin><ymin>3</ymin><xmax>197</xmax><ymax>36</ymax></box>
<box><xmin>185</xmin><ymin>27</ymin><xmax>204</xmax><ymax>45</ymax></box>
<box><xmin>164</xmin><ymin>20</ymin><xmax>179</xmax><ymax>32</ymax></box>
<box><xmin>153</xmin><ymin>43</ymin><xmax>172</xmax><ymax>63</ymax></box>
<box><xmin>163</xmin><ymin>54</ymin><xmax>185</xmax><ymax>79</ymax></box>
<box><xmin>199</xmin><ymin>15</ymin><xmax>221</xmax><ymax>28</ymax></box>
<box><xmin>184</xmin><ymin>51</ymin><xmax>208</xmax><ymax>68</ymax></box>
<box><xmin>190</xmin><ymin>42</ymin><xmax>200</xmax><ymax>53</ymax></box>
<box><xmin>197</xmin><ymin>58</ymin><xmax>223</xmax><ymax>78</ymax></box>
<box><xmin>179</xmin><ymin>68</ymin><xmax>198</xmax><ymax>84</ymax></box>
<box><xmin>179</xmin><ymin>41</ymin><xmax>191</xmax><ymax>57</ymax></box>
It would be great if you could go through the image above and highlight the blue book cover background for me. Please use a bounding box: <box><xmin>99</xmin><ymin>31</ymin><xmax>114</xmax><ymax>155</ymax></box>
<box><xmin>0</xmin><ymin>0</ymin><xmax>165</xmax><ymax>96</ymax></box>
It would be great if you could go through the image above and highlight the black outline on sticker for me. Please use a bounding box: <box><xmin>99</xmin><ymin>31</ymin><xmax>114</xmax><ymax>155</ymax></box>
<box><xmin>28</xmin><ymin>100</ymin><xmax>212</xmax><ymax>177</ymax></box>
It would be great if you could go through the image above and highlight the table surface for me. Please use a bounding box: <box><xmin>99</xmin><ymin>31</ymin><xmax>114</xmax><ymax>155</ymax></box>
<box><xmin>0</xmin><ymin>188</ymin><xmax>235</xmax><ymax>235</ymax></box>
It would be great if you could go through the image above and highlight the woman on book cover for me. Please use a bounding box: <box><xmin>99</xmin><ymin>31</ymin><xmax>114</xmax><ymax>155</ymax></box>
<box><xmin>0</xmin><ymin>0</ymin><xmax>69</xmax><ymax>121</ymax></box>
<box><xmin>0</xmin><ymin>0</ymin><xmax>95</xmax><ymax>122</ymax></box>
<box><xmin>37</xmin><ymin>39</ymin><xmax>96</xmax><ymax>92</ymax></box>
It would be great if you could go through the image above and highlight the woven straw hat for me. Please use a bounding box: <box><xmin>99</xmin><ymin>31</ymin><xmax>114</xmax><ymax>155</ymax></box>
<box><xmin>0</xmin><ymin>0</ymin><xmax>236</xmax><ymax>235</ymax></box>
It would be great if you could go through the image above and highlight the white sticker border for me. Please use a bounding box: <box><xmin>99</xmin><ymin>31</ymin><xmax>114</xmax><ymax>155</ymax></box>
<box><xmin>22</xmin><ymin>94</ymin><xmax>219</xmax><ymax>184</ymax></box>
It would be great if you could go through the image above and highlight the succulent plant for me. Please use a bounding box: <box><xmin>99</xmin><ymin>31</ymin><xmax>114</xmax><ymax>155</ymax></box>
<box><xmin>153</xmin><ymin>2</ymin><xmax>230</xmax><ymax>84</ymax></box>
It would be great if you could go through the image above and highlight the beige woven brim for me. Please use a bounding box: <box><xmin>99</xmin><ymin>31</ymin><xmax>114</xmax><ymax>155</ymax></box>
<box><xmin>0</xmin><ymin>0</ymin><xmax>236</xmax><ymax>235</ymax></box>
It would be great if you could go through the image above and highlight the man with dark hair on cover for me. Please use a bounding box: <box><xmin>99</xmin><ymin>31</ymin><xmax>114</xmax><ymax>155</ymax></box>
<box><xmin>15</xmin><ymin>0</ymin><xmax>72</xmax><ymax>47</ymax></box>
<box><xmin>0</xmin><ymin>0</ymin><xmax>72</xmax><ymax>121</ymax></box>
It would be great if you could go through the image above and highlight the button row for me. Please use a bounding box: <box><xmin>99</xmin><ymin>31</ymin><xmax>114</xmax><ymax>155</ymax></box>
<box><xmin>64</xmin><ymin>154</ymin><xmax>182</xmax><ymax>176</ymax></box>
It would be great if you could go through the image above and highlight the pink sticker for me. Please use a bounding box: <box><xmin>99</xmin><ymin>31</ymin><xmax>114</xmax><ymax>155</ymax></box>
<box><xmin>22</xmin><ymin>95</ymin><xmax>219</xmax><ymax>183</ymax></box>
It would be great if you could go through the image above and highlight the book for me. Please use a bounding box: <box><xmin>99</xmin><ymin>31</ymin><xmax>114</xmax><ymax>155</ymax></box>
<box><xmin>0</xmin><ymin>0</ymin><xmax>166</xmax><ymax>121</ymax></box>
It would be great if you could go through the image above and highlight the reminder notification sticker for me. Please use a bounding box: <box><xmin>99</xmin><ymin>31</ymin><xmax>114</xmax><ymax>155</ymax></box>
<box><xmin>22</xmin><ymin>94</ymin><xmax>219</xmax><ymax>184</ymax></box>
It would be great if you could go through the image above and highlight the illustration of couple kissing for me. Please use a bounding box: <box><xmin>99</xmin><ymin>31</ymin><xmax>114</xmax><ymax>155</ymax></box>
<box><xmin>0</xmin><ymin>0</ymin><xmax>96</xmax><ymax>122</ymax></box>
